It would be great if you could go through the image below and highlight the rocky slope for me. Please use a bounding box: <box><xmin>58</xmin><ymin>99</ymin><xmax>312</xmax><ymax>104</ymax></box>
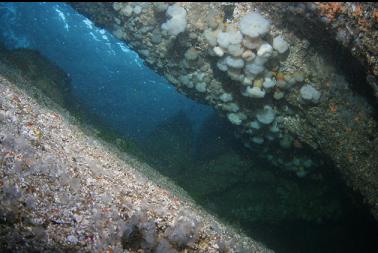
<box><xmin>0</xmin><ymin>62</ymin><xmax>270</xmax><ymax>252</ymax></box>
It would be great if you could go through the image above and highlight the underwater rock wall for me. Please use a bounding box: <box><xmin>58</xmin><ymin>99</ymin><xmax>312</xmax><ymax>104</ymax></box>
<box><xmin>69</xmin><ymin>2</ymin><xmax>378</xmax><ymax>220</ymax></box>
<box><xmin>0</xmin><ymin>37</ymin><xmax>362</xmax><ymax>253</ymax></box>
<box><xmin>285</xmin><ymin>2</ymin><xmax>378</xmax><ymax>99</ymax></box>
<box><xmin>0</xmin><ymin>59</ymin><xmax>271</xmax><ymax>252</ymax></box>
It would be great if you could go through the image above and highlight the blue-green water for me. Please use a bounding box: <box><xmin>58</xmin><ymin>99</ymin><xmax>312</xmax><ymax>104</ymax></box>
<box><xmin>0</xmin><ymin>3</ymin><xmax>377</xmax><ymax>253</ymax></box>
<box><xmin>0</xmin><ymin>2</ymin><xmax>214</xmax><ymax>143</ymax></box>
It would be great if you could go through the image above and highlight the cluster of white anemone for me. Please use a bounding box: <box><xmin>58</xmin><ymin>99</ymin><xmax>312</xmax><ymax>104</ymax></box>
<box><xmin>204</xmin><ymin>11</ymin><xmax>291</xmax><ymax>144</ymax></box>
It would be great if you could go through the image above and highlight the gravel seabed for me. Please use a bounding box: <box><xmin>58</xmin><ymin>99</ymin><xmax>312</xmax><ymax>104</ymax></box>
<box><xmin>0</xmin><ymin>74</ymin><xmax>271</xmax><ymax>252</ymax></box>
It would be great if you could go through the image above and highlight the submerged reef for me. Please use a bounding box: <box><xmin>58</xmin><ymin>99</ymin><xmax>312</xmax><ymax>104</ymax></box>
<box><xmin>0</xmin><ymin>36</ymin><xmax>272</xmax><ymax>251</ymax></box>
<box><xmin>0</xmin><ymin>60</ymin><xmax>270</xmax><ymax>252</ymax></box>
<box><xmin>1</xmin><ymin>2</ymin><xmax>378</xmax><ymax>252</ymax></box>
<box><xmin>69</xmin><ymin>2</ymin><xmax>378</xmax><ymax>220</ymax></box>
<box><xmin>0</xmin><ymin>41</ymin><xmax>355</xmax><ymax>253</ymax></box>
